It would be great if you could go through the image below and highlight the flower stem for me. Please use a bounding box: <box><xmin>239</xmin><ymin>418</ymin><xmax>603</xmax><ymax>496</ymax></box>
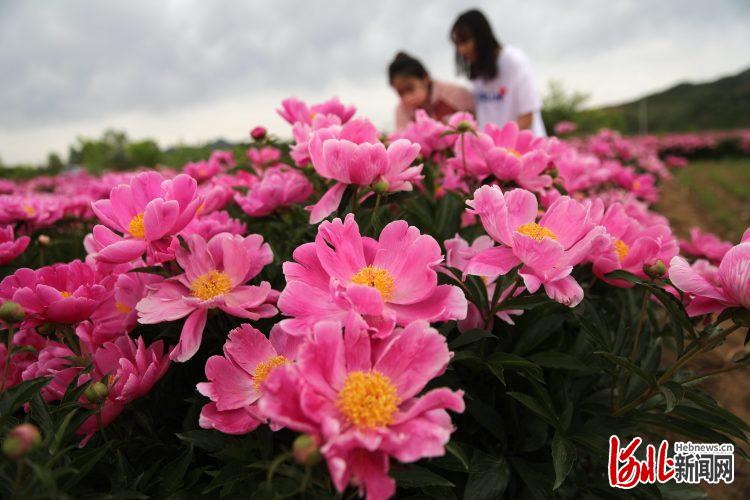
<box><xmin>1</xmin><ymin>323</ymin><xmax>15</xmax><ymax>392</ymax></box>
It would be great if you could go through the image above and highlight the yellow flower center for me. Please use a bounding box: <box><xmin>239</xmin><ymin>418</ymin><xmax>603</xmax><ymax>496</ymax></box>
<box><xmin>614</xmin><ymin>239</ymin><xmax>630</xmax><ymax>261</ymax></box>
<box><xmin>310</xmin><ymin>111</ymin><xmax>317</xmax><ymax>121</ymax></box>
<box><xmin>128</xmin><ymin>213</ymin><xmax>146</xmax><ymax>239</ymax></box>
<box><xmin>517</xmin><ymin>222</ymin><xmax>558</xmax><ymax>242</ymax></box>
<box><xmin>505</xmin><ymin>147</ymin><xmax>522</xmax><ymax>158</ymax></box>
<box><xmin>22</xmin><ymin>205</ymin><xmax>36</xmax><ymax>216</ymax></box>
<box><xmin>336</xmin><ymin>371</ymin><xmax>400</xmax><ymax>429</ymax></box>
<box><xmin>351</xmin><ymin>266</ymin><xmax>395</xmax><ymax>301</ymax></box>
<box><xmin>60</xmin><ymin>291</ymin><xmax>72</xmax><ymax>298</ymax></box>
<box><xmin>189</xmin><ymin>270</ymin><xmax>233</xmax><ymax>301</ymax></box>
<box><xmin>115</xmin><ymin>301</ymin><xmax>132</xmax><ymax>314</ymax></box>
<box><xmin>253</xmin><ymin>355</ymin><xmax>289</xmax><ymax>392</ymax></box>
<box><xmin>632</xmin><ymin>180</ymin><xmax>641</xmax><ymax>191</ymax></box>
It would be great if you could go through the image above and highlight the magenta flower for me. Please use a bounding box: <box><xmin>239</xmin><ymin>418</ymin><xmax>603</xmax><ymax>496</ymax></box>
<box><xmin>21</xmin><ymin>342</ymin><xmax>81</xmax><ymax>402</ymax></box>
<box><xmin>183</xmin><ymin>160</ymin><xmax>221</xmax><ymax>183</ymax></box>
<box><xmin>136</xmin><ymin>233</ymin><xmax>277</xmax><ymax>362</ymax></box>
<box><xmin>389</xmin><ymin>109</ymin><xmax>454</xmax><ymax>157</ymax></box>
<box><xmin>277</xmin><ymin>97</ymin><xmax>356</xmax><ymax>126</ymax></box>
<box><xmin>247</xmin><ymin>146</ymin><xmax>282</xmax><ymax>170</ymax></box>
<box><xmin>592</xmin><ymin>203</ymin><xmax>678</xmax><ymax>285</ymax></box>
<box><xmin>466</xmin><ymin>185</ymin><xmax>609</xmax><ymax>307</ymax></box>
<box><xmin>278</xmin><ymin>214</ymin><xmax>467</xmax><ymax>337</ymax></box>
<box><xmin>669</xmin><ymin>235</ymin><xmax>750</xmax><ymax>316</ymax></box>
<box><xmin>2</xmin><ymin>261</ymin><xmax>106</xmax><ymax>325</ymax></box>
<box><xmin>197</xmin><ymin>324</ymin><xmax>303</xmax><ymax>434</ymax></box>
<box><xmin>307</xmin><ymin>123</ymin><xmax>422</xmax><ymax>223</ymax></box>
<box><xmin>250</xmin><ymin>126</ymin><xmax>267</xmax><ymax>140</ymax></box>
<box><xmin>0</xmin><ymin>225</ymin><xmax>29</xmax><ymax>265</ymax></box>
<box><xmin>234</xmin><ymin>166</ymin><xmax>312</xmax><ymax>217</ymax></box>
<box><xmin>180</xmin><ymin>210</ymin><xmax>247</xmax><ymax>240</ymax></box>
<box><xmin>680</xmin><ymin>227</ymin><xmax>733</xmax><ymax>263</ymax></box>
<box><xmin>90</xmin><ymin>172</ymin><xmax>202</xmax><ymax>264</ymax></box>
<box><xmin>260</xmin><ymin>320</ymin><xmax>464</xmax><ymax>500</ymax></box>
<box><xmin>77</xmin><ymin>335</ymin><xmax>170</xmax><ymax>444</ymax></box>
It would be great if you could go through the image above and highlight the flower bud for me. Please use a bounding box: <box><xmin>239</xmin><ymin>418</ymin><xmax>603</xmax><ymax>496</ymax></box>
<box><xmin>84</xmin><ymin>381</ymin><xmax>109</xmax><ymax>403</ymax></box>
<box><xmin>643</xmin><ymin>259</ymin><xmax>667</xmax><ymax>279</ymax></box>
<box><xmin>292</xmin><ymin>434</ymin><xmax>321</xmax><ymax>466</ymax></box>
<box><xmin>372</xmin><ymin>179</ymin><xmax>389</xmax><ymax>194</ymax></box>
<box><xmin>0</xmin><ymin>301</ymin><xmax>25</xmax><ymax>324</ymax></box>
<box><xmin>37</xmin><ymin>234</ymin><xmax>51</xmax><ymax>246</ymax></box>
<box><xmin>250</xmin><ymin>126</ymin><xmax>267</xmax><ymax>141</ymax></box>
<box><xmin>2</xmin><ymin>424</ymin><xmax>41</xmax><ymax>460</ymax></box>
<box><xmin>455</xmin><ymin>120</ymin><xmax>475</xmax><ymax>134</ymax></box>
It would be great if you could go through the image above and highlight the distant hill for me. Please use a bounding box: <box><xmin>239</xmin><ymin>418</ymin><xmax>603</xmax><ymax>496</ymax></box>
<box><xmin>581</xmin><ymin>66</ymin><xmax>750</xmax><ymax>134</ymax></box>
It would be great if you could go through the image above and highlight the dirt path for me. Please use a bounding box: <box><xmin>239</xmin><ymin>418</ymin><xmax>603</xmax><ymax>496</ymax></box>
<box><xmin>657</xmin><ymin>176</ymin><xmax>750</xmax><ymax>499</ymax></box>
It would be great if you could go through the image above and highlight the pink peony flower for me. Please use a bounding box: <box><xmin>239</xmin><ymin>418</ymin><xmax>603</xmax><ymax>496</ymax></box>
<box><xmin>307</xmin><ymin>122</ymin><xmax>422</xmax><ymax>223</ymax></box>
<box><xmin>250</xmin><ymin>126</ymin><xmax>267</xmax><ymax>140</ymax></box>
<box><xmin>260</xmin><ymin>320</ymin><xmax>464</xmax><ymax>500</ymax></box>
<box><xmin>197</xmin><ymin>324</ymin><xmax>303</xmax><ymax>434</ymax></box>
<box><xmin>389</xmin><ymin>109</ymin><xmax>453</xmax><ymax>157</ymax></box>
<box><xmin>278</xmin><ymin>214</ymin><xmax>467</xmax><ymax>337</ymax></box>
<box><xmin>77</xmin><ymin>335</ymin><xmax>170</xmax><ymax>444</ymax></box>
<box><xmin>184</xmin><ymin>160</ymin><xmax>221</xmax><ymax>183</ymax></box>
<box><xmin>21</xmin><ymin>342</ymin><xmax>82</xmax><ymax>402</ymax></box>
<box><xmin>136</xmin><ymin>232</ymin><xmax>278</xmax><ymax>362</ymax></box>
<box><xmin>444</xmin><ymin>234</ymin><xmax>524</xmax><ymax>328</ymax></box>
<box><xmin>554</xmin><ymin>121</ymin><xmax>577</xmax><ymax>135</ymax></box>
<box><xmin>680</xmin><ymin>227</ymin><xmax>733</xmax><ymax>263</ymax></box>
<box><xmin>234</xmin><ymin>166</ymin><xmax>312</xmax><ymax>217</ymax></box>
<box><xmin>592</xmin><ymin>203</ymin><xmax>678</xmax><ymax>285</ymax></box>
<box><xmin>2</xmin><ymin>261</ymin><xmax>107</xmax><ymax>325</ymax></box>
<box><xmin>180</xmin><ymin>210</ymin><xmax>247</xmax><ymax>240</ymax></box>
<box><xmin>247</xmin><ymin>146</ymin><xmax>282</xmax><ymax>170</ymax></box>
<box><xmin>669</xmin><ymin>232</ymin><xmax>750</xmax><ymax>316</ymax></box>
<box><xmin>465</xmin><ymin>185</ymin><xmax>609</xmax><ymax>307</ymax></box>
<box><xmin>0</xmin><ymin>225</ymin><xmax>29</xmax><ymax>265</ymax></box>
<box><xmin>277</xmin><ymin>97</ymin><xmax>356</xmax><ymax>126</ymax></box>
<box><xmin>90</xmin><ymin>172</ymin><xmax>202</xmax><ymax>264</ymax></box>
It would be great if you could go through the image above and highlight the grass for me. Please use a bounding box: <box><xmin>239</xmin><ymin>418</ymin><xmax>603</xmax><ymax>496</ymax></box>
<box><xmin>657</xmin><ymin>157</ymin><xmax>750</xmax><ymax>242</ymax></box>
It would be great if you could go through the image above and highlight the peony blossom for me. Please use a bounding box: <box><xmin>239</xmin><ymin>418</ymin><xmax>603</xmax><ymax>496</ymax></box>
<box><xmin>2</xmin><ymin>261</ymin><xmax>107</xmax><ymax>325</ymax></box>
<box><xmin>466</xmin><ymin>185</ymin><xmax>609</xmax><ymax>307</ymax></box>
<box><xmin>278</xmin><ymin>214</ymin><xmax>467</xmax><ymax>338</ymax></box>
<box><xmin>260</xmin><ymin>320</ymin><xmax>464</xmax><ymax>500</ymax></box>
<box><xmin>234</xmin><ymin>166</ymin><xmax>312</xmax><ymax>217</ymax></box>
<box><xmin>136</xmin><ymin>232</ymin><xmax>278</xmax><ymax>362</ymax></box>
<box><xmin>669</xmin><ymin>230</ymin><xmax>750</xmax><ymax>316</ymax></box>
<box><xmin>0</xmin><ymin>225</ymin><xmax>30</xmax><ymax>265</ymax></box>
<box><xmin>77</xmin><ymin>336</ymin><xmax>170</xmax><ymax>444</ymax></box>
<box><xmin>247</xmin><ymin>146</ymin><xmax>282</xmax><ymax>170</ymax></box>
<box><xmin>680</xmin><ymin>227</ymin><xmax>733</xmax><ymax>263</ymax></box>
<box><xmin>90</xmin><ymin>172</ymin><xmax>202</xmax><ymax>264</ymax></box>
<box><xmin>197</xmin><ymin>324</ymin><xmax>303</xmax><ymax>434</ymax></box>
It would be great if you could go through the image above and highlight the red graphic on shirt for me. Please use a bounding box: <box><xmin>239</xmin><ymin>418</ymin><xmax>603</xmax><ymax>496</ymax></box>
<box><xmin>497</xmin><ymin>86</ymin><xmax>507</xmax><ymax>98</ymax></box>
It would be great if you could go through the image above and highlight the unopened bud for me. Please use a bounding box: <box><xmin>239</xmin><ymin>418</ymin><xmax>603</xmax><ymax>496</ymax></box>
<box><xmin>250</xmin><ymin>126</ymin><xmax>267</xmax><ymax>141</ymax></box>
<box><xmin>455</xmin><ymin>120</ymin><xmax>474</xmax><ymax>134</ymax></box>
<box><xmin>548</xmin><ymin>167</ymin><xmax>559</xmax><ymax>179</ymax></box>
<box><xmin>84</xmin><ymin>381</ymin><xmax>109</xmax><ymax>403</ymax></box>
<box><xmin>292</xmin><ymin>434</ymin><xmax>321</xmax><ymax>466</ymax></box>
<box><xmin>643</xmin><ymin>259</ymin><xmax>667</xmax><ymax>279</ymax></box>
<box><xmin>2</xmin><ymin>423</ymin><xmax>41</xmax><ymax>460</ymax></box>
<box><xmin>37</xmin><ymin>234</ymin><xmax>51</xmax><ymax>246</ymax></box>
<box><xmin>0</xmin><ymin>301</ymin><xmax>25</xmax><ymax>324</ymax></box>
<box><xmin>373</xmin><ymin>180</ymin><xmax>389</xmax><ymax>194</ymax></box>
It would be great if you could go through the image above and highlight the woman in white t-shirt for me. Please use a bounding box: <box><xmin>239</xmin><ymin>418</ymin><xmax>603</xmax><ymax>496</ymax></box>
<box><xmin>450</xmin><ymin>9</ymin><xmax>546</xmax><ymax>136</ymax></box>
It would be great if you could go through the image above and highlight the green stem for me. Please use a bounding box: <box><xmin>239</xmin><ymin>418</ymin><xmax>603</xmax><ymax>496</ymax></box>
<box><xmin>629</xmin><ymin>289</ymin><xmax>650</xmax><ymax>358</ymax></box>
<box><xmin>1</xmin><ymin>323</ymin><xmax>15</xmax><ymax>392</ymax></box>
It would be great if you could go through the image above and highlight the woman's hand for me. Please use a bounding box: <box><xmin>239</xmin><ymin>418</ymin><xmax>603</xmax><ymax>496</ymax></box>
<box><xmin>517</xmin><ymin>112</ymin><xmax>533</xmax><ymax>130</ymax></box>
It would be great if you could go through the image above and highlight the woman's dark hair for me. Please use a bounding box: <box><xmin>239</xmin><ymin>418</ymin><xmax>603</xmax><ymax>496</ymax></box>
<box><xmin>388</xmin><ymin>51</ymin><xmax>428</xmax><ymax>84</ymax></box>
<box><xmin>451</xmin><ymin>9</ymin><xmax>501</xmax><ymax>80</ymax></box>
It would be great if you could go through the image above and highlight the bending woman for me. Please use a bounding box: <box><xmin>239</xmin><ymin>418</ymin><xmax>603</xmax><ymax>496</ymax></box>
<box><xmin>389</xmin><ymin>51</ymin><xmax>474</xmax><ymax>130</ymax></box>
<box><xmin>451</xmin><ymin>9</ymin><xmax>546</xmax><ymax>136</ymax></box>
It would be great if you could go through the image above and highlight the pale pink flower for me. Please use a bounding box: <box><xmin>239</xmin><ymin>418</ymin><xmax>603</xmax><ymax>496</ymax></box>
<box><xmin>261</xmin><ymin>320</ymin><xmax>464</xmax><ymax>500</ymax></box>
<box><xmin>197</xmin><ymin>324</ymin><xmax>303</xmax><ymax>434</ymax></box>
<box><xmin>278</xmin><ymin>214</ymin><xmax>467</xmax><ymax>337</ymax></box>
<box><xmin>136</xmin><ymin>233</ymin><xmax>277</xmax><ymax>362</ymax></box>
<box><xmin>234</xmin><ymin>166</ymin><xmax>312</xmax><ymax>217</ymax></box>
<box><xmin>680</xmin><ymin>227</ymin><xmax>733</xmax><ymax>263</ymax></box>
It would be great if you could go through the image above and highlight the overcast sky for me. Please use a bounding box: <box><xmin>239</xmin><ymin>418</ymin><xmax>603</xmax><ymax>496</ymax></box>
<box><xmin>1</xmin><ymin>0</ymin><xmax>748</xmax><ymax>165</ymax></box>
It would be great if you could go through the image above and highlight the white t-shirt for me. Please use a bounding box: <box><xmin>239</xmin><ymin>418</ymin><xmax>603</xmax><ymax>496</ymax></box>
<box><xmin>472</xmin><ymin>45</ymin><xmax>546</xmax><ymax>137</ymax></box>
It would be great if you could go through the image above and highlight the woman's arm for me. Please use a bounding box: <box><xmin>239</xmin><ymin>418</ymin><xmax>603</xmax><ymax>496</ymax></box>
<box><xmin>517</xmin><ymin>112</ymin><xmax>533</xmax><ymax>130</ymax></box>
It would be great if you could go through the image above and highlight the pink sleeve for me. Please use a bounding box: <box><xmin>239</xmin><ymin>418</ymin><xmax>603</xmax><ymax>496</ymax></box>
<box><xmin>434</xmin><ymin>81</ymin><xmax>475</xmax><ymax>113</ymax></box>
<box><xmin>395</xmin><ymin>103</ymin><xmax>412</xmax><ymax>131</ymax></box>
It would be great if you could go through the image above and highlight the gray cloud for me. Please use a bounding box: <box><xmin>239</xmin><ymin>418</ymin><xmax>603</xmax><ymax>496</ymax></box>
<box><xmin>1</xmin><ymin>0</ymin><xmax>748</xmax><ymax>162</ymax></box>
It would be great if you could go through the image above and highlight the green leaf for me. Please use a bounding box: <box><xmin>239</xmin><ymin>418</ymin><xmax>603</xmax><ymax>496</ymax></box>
<box><xmin>528</xmin><ymin>351</ymin><xmax>591</xmax><ymax>372</ymax></box>
<box><xmin>594</xmin><ymin>351</ymin><xmax>657</xmax><ymax>388</ymax></box>
<box><xmin>449</xmin><ymin>329</ymin><xmax>493</xmax><ymax>350</ymax></box>
<box><xmin>506</xmin><ymin>391</ymin><xmax>559</xmax><ymax>428</ymax></box>
<box><xmin>486</xmin><ymin>353</ymin><xmax>544</xmax><ymax>384</ymax></box>
<box><xmin>463</xmin><ymin>450</ymin><xmax>510</xmax><ymax>500</ymax></box>
<box><xmin>551</xmin><ymin>432</ymin><xmax>577</xmax><ymax>490</ymax></box>
<box><xmin>391</xmin><ymin>465</ymin><xmax>454</xmax><ymax>488</ymax></box>
<box><xmin>445</xmin><ymin>441</ymin><xmax>470</xmax><ymax>471</ymax></box>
